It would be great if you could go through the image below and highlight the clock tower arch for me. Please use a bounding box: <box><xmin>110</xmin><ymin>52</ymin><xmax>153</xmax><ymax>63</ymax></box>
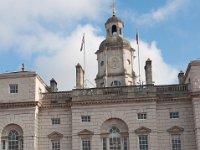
<box><xmin>95</xmin><ymin>14</ymin><xmax>136</xmax><ymax>87</ymax></box>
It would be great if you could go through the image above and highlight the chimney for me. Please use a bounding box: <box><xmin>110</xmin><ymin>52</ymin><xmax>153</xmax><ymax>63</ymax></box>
<box><xmin>50</xmin><ymin>78</ymin><xmax>58</xmax><ymax>92</ymax></box>
<box><xmin>145</xmin><ymin>58</ymin><xmax>153</xmax><ymax>85</ymax></box>
<box><xmin>178</xmin><ymin>70</ymin><xmax>184</xmax><ymax>84</ymax></box>
<box><xmin>76</xmin><ymin>63</ymin><xmax>85</xmax><ymax>89</ymax></box>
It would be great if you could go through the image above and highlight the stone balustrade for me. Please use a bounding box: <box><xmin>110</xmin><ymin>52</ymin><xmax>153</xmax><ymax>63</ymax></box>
<box><xmin>40</xmin><ymin>84</ymin><xmax>190</xmax><ymax>103</ymax></box>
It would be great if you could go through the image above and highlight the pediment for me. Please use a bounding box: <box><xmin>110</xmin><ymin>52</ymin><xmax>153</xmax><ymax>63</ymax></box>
<box><xmin>167</xmin><ymin>126</ymin><xmax>184</xmax><ymax>134</ymax></box>
<box><xmin>78</xmin><ymin>129</ymin><xmax>94</xmax><ymax>136</ymax></box>
<box><xmin>48</xmin><ymin>131</ymin><xmax>63</xmax><ymax>139</ymax></box>
<box><xmin>135</xmin><ymin>126</ymin><xmax>151</xmax><ymax>134</ymax></box>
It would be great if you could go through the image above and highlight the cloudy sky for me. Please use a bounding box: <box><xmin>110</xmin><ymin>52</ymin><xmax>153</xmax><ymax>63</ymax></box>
<box><xmin>0</xmin><ymin>0</ymin><xmax>199</xmax><ymax>90</ymax></box>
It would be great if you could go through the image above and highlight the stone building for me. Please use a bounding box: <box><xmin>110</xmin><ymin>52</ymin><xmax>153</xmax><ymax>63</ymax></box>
<box><xmin>0</xmin><ymin>12</ymin><xmax>200</xmax><ymax>150</ymax></box>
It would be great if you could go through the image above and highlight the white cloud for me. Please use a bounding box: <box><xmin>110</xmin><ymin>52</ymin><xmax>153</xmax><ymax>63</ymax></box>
<box><xmin>135</xmin><ymin>0</ymin><xmax>189</xmax><ymax>26</ymax></box>
<box><xmin>35</xmin><ymin>24</ymin><xmax>104</xmax><ymax>90</ymax></box>
<box><xmin>0</xmin><ymin>0</ymin><xmax>110</xmax><ymax>52</ymax></box>
<box><xmin>0</xmin><ymin>0</ymin><xmax>179</xmax><ymax>90</ymax></box>
<box><xmin>132</xmin><ymin>40</ymin><xmax>178</xmax><ymax>85</ymax></box>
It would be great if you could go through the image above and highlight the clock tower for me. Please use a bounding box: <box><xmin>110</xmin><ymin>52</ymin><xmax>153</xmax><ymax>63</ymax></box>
<box><xmin>95</xmin><ymin>13</ymin><xmax>136</xmax><ymax>87</ymax></box>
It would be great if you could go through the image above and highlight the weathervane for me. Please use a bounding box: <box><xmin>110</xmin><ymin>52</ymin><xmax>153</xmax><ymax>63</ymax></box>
<box><xmin>112</xmin><ymin>0</ymin><xmax>116</xmax><ymax>16</ymax></box>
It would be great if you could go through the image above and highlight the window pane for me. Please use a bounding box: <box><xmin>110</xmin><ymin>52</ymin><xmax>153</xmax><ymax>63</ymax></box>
<box><xmin>8</xmin><ymin>130</ymin><xmax>19</xmax><ymax>150</ymax></box>
<box><xmin>82</xmin><ymin>139</ymin><xmax>90</xmax><ymax>150</ymax></box>
<box><xmin>52</xmin><ymin>140</ymin><xmax>60</xmax><ymax>150</ymax></box>
<box><xmin>137</xmin><ymin>113</ymin><xmax>147</xmax><ymax>120</ymax></box>
<box><xmin>9</xmin><ymin>84</ymin><xmax>18</xmax><ymax>93</ymax></box>
<box><xmin>172</xmin><ymin>135</ymin><xmax>181</xmax><ymax>150</ymax></box>
<box><xmin>2</xmin><ymin>140</ymin><xmax>6</xmax><ymax>150</ymax></box>
<box><xmin>124</xmin><ymin>137</ymin><xmax>128</xmax><ymax>150</ymax></box>
<box><xmin>103</xmin><ymin>138</ymin><xmax>107</xmax><ymax>150</ymax></box>
<box><xmin>139</xmin><ymin>135</ymin><xmax>148</xmax><ymax>150</ymax></box>
<box><xmin>81</xmin><ymin>116</ymin><xmax>91</xmax><ymax>122</ymax></box>
<box><xmin>170</xmin><ymin>112</ymin><xmax>179</xmax><ymax>119</ymax></box>
<box><xmin>51</xmin><ymin>118</ymin><xmax>60</xmax><ymax>125</ymax></box>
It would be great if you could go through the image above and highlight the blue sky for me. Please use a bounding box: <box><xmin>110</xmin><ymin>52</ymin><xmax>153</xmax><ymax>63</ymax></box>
<box><xmin>0</xmin><ymin>0</ymin><xmax>199</xmax><ymax>90</ymax></box>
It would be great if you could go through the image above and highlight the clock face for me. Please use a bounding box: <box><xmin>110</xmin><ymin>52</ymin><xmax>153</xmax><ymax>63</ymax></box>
<box><xmin>108</xmin><ymin>56</ymin><xmax>121</xmax><ymax>69</ymax></box>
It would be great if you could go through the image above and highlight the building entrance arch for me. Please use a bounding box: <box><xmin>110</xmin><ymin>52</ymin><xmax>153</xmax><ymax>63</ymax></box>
<box><xmin>101</xmin><ymin>118</ymin><xmax>129</xmax><ymax>150</ymax></box>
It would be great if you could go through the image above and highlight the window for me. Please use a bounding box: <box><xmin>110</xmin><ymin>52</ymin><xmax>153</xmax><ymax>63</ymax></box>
<box><xmin>52</xmin><ymin>140</ymin><xmax>60</xmax><ymax>150</ymax></box>
<box><xmin>9</xmin><ymin>84</ymin><xmax>18</xmax><ymax>93</ymax></box>
<box><xmin>112</xmin><ymin>25</ymin><xmax>117</xmax><ymax>35</ymax></box>
<box><xmin>82</xmin><ymin>139</ymin><xmax>91</xmax><ymax>150</ymax></box>
<box><xmin>137</xmin><ymin>113</ymin><xmax>147</xmax><ymax>120</ymax></box>
<box><xmin>101</xmin><ymin>119</ymin><xmax>129</xmax><ymax>150</ymax></box>
<box><xmin>101</xmin><ymin>61</ymin><xmax>104</xmax><ymax>66</ymax></box>
<box><xmin>170</xmin><ymin>112</ymin><xmax>179</xmax><ymax>119</ymax></box>
<box><xmin>103</xmin><ymin>138</ymin><xmax>107</xmax><ymax>150</ymax></box>
<box><xmin>172</xmin><ymin>135</ymin><xmax>181</xmax><ymax>150</ymax></box>
<box><xmin>8</xmin><ymin>130</ymin><xmax>19</xmax><ymax>150</ymax></box>
<box><xmin>138</xmin><ymin>135</ymin><xmax>148</xmax><ymax>150</ymax></box>
<box><xmin>2</xmin><ymin>140</ymin><xmax>5</xmax><ymax>150</ymax></box>
<box><xmin>111</xmin><ymin>80</ymin><xmax>121</xmax><ymax>87</ymax></box>
<box><xmin>124</xmin><ymin>137</ymin><xmax>128</xmax><ymax>150</ymax></box>
<box><xmin>51</xmin><ymin>118</ymin><xmax>60</xmax><ymax>125</ymax></box>
<box><xmin>81</xmin><ymin>116</ymin><xmax>91</xmax><ymax>122</ymax></box>
<box><xmin>1</xmin><ymin>125</ymin><xmax>23</xmax><ymax>150</ymax></box>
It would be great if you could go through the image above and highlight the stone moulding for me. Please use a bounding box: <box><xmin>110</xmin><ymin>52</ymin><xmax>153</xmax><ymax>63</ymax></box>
<box><xmin>78</xmin><ymin>129</ymin><xmax>94</xmax><ymax>138</ymax></box>
<box><xmin>135</xmin><ymin>126</ymin><xmax>152</xmax><ymax>134</ymax></box>
<box><xmin>48</xmin><ymin>131</ymin><xmax>63</xmax><ymax>140</ymax></box>
<box><xmin>167</xmin><ymin>126</ymin><xmax>184</xmax><ymax>134</ymax></box>
<box><xmin>0</xmin><ymin>101</ymin><xmax>40</xmax><ymax>109</ymax></box>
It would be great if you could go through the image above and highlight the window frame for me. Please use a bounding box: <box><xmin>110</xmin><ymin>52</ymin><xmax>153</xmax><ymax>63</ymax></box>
<box><xmin>137</xmin><ymin>113</ymin><xmax>147</xmax><ymax>120</ymax></box>
<box><xmin>170</xmin><ymin>112</ymin><xmax>179</xmax><ymax>119</ymax></box>
<box><xmin>51</xmin><ymin>118</ymin><xmax>61</xmax><ymax>125</ymax></box>
<box><xmin>9</xmin><ymin>84</ymin><xmax>18</xmax><ymax>94</ymax></box>
<box><xmin>52</xmin><ymin>140</ymin><xmax>60</xmax><ymax>150</ymax></box>
<box><xmin>82</xmin><ymin>138</ymin><xmax>91</xmax><ymax>150</ymax></box>
<box><xmin>171</xmin><ymin>134</ymin><xmax>181</xmax><ymax>150</ymax></box>
<box><xmin>138</xmin><ymin>134</ymin><xmax>148</xmax><ymax>150</ymax></box>
<box><xmin>81</xmin><ymin>115</ymin><xmax>91</xmax><ymax>123</ymax></box>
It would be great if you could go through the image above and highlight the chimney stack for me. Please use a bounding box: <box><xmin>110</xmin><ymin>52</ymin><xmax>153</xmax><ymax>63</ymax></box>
<box><xmin>50</xmin><ymin>78</ymin><xmax>58</xmax><ymax>92</ymax></box>
<box><xmin>76</xmin><ymin>63</ymin><xmax>85</xmax><ymax>89</ymax></box>
<box><xmin>178</xmin><ymin>71</ymin><xmax>185</xmax><ymax>84</ymax></box>
<box><xmin>145</xmin><ymin>58</ymin><xmax>153</xmax><ymax>85</ymax></box>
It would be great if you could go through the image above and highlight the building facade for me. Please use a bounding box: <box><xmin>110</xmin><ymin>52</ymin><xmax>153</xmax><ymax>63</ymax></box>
<box><xmin>1</xmin><ymin>13</ymin><xmax>200</xmax><ymax>150</ymax></box>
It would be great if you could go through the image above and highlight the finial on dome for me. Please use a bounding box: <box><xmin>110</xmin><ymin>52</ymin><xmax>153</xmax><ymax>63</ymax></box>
<box><xmin>112</xmin><ymin>0</ymin><xmax>116</xmax><ymax>16</ymax></box>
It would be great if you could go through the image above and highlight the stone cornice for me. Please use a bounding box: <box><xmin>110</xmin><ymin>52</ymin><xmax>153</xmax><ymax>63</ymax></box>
<box><xmin>72</xmin><ymin>97</ymin><xmax>157</xmax><ymax>106</ymax></box>
<box><xmin>190</xmin><ymin>92</ymin><xmax>200</xmax><ymax>98</ymax></box>
<box><xmin>0</xmin><ymin>96</ymin><xmax>191</xmax><ymax>109</ymax></box>
<box><xmin>167</xmin><ymin>126</ymin><xmax>184</xmax><ymax>134</ymax></box>
<box><xmin>135</xmin><ymin>126</ymin><xmax>151</xmax><ymax>134</ymax></box>
<box><xmin>0</xmin><ymin>101</ymin><xmax>41</xmax><ymax>109</ymax></box>
<box><xmin>48</xmin><ymin>131</ymin><xmax>63</xmax><ymax>140</ymax></box>
<box><xmin>157</xmin><ymin>96</ymin><xmax>191</xmax><ymax>103</ymax></box>
<box><xmin>40</xmin><ymin>103</ymin><xmax>71</xmax><ymax>109</ymax></box>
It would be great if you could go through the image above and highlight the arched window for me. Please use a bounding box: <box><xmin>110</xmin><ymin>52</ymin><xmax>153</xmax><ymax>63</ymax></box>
<box><xmin>8</xmin><ymin>130</ymin><xmax>19</xmax><ymax>150</ymax></box>
<box><xmin>101</xmin><ymin>119</ymin><xmax>129</xmax><ymax>150</ymax></box>
<box><xmin>1</xmin><ymin>124</ymin><xmax>23</xmax><ymax>150</ymax></box>
<box><xmin>109</xmin><ymin>127</ymin><xmax>121</xmax><ymax>150</ymax></box>
<box><xmin>111</xmin><ymin>81</ymin><xmax>121</xmax><ymax>87</ymax></box>
<box><xmin>112</xmin><ymin>25</ymin><xmax>117</xmax><ymax>35</ymax></box>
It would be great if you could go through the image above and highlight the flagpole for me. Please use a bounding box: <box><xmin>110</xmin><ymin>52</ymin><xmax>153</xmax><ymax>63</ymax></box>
<box><xmin>83</xmin><ymin>33</ymin><xmax>86</xmax><ymax>76</ymax></box>
<box><xmin>136</xmin><ymin>31</ymin><xmax>141</xmax><ymax>85</ymax></box>
<box><xmin>80</xmin><ymin>33</ymin><xmax>86</xmax><ymax>88</ymax></box>
<box><xmin>83</xmin><ymin>33</ymin><xmax>86</xmax><ymax>88</ymax></box>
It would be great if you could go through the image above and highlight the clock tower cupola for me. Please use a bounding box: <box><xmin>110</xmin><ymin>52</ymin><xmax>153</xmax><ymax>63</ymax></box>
<box><xmin>95</xmin><ymin>13</ymin><xmax>136</xmax><ymax>87</ymax></box>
